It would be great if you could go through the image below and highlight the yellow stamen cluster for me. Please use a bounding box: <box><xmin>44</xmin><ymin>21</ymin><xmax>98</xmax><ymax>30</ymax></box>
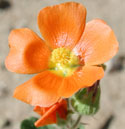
<box><xmin>49</xmin><ymin>48</ymin><xmax>79</xmax><ymax>77</ymax></box>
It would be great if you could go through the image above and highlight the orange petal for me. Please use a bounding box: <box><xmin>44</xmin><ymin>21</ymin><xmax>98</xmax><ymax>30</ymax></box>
<box><xmin>38</xmin><ymin>2</ymin><xmax>86</xmax><ymax>49</ymax></box>
<box><xmin>34</xmin><ymin>106</ymin><xmax>47</xmax><ymax>115</ymax></box>
<box><xmin>5</xmin><ymin>28</ymin><xmax>51</xmax><ymax>74</ymax></box>
<box><xmin>59</xmin><ymin>66</ymin><xmax>104</xmax><ymax>97</ymax></box>
<box><xmin>34</xmin><ymin>106</ymin><xmax>57</xmax><ymax>127</ymax></box>
<box><xmin>35</xmin><ymin>113</ymin><xmax>57</xmax><ymax>127</ymax></box>
<box><xmin>73</xmin><ymin>19</ymin><xmax>119</xmax><ymax>65</ymax></box>
<box><xmin>34</xmin><ymin>99</ymin><xmax>67</xmax><ymax>127</ymax></box>
<box><xmin>13</xmin><ymin>70</ymin><xmax>62</xmax><ymax>107</ymax></box>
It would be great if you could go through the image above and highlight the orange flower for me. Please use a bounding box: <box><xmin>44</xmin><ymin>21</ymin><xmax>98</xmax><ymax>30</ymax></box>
<box><xmin>5</xmin><ymin>2</ymin><xmax>118</xmax><ymax>107</ymax></box>
<box><xmin>34</xmin><ymin>99</ymin><xmax>67</xmax><ymax>127</ymax></box>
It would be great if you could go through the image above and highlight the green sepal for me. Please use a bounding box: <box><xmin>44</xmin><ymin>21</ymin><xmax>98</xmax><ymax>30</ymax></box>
<box><xmin>20</xmin><ymin>117</ymin><xmax>55</xmax><ymax>129</ymax></box>
<box><xmin>71</xmin><ymin>85</ymin><xmax>101</xmax><ymax>115</ymax></box>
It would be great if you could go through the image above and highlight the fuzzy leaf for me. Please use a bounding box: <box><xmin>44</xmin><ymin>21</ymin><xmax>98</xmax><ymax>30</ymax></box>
<box><xmin>21</xmin><ymin>117</ymin><xmax>38</xmax><ymax>129</ymax></box>
<box><xmin>71</xmin><ymin>85</ymin><xmax>101</xmax><ymax>115</ymax></box>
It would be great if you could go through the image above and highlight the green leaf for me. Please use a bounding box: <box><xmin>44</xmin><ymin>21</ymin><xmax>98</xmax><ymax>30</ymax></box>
<box><xmin>20</xmin><ymin>117</ymin><xmax>55</xmax><ymax>129</ymax></box>
<box><xmin>71</xmin><ymin>85</ymin><xmax>101</xmax><ymax>115</ymax></box>
<box><xmin>21</xmin><ymin>117</ymin><xmax>38</xmax><ymax>129</ymax></box>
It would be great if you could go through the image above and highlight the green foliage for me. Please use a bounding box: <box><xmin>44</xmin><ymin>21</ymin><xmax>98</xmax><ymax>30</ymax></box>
<box><xmin>20</xmin><ymin>117</ymin><xmax>37</xmax><ymax>129</ymax></box>
<box><xmin>20</xmin><ymin>117</ymin><xmax>55</xmax><ymax>129</ymax></box>
<box><xmin>71</xmin><ymin>85</ymin><xmax>101</xmax><ymax>115</ymax></box>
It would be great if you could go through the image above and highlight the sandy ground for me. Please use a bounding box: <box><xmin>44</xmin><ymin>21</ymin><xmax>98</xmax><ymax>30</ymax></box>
<box><xmin>0</xmin><ymin>0</ymin><xmax>125</xmax><ymax>129</ymax></box>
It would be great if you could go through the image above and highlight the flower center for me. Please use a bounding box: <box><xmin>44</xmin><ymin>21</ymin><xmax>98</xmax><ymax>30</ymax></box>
<box><xmin>49</xmin><ymin>48</ymin><xmax>79</xmax><ymax>77</ymax></box>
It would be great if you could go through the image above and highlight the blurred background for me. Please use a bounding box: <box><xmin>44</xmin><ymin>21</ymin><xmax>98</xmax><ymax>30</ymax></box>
<box><xmin>0</xmin><ymin>0</ymin><xmax>124</xmax><ymax>129</ymax></box>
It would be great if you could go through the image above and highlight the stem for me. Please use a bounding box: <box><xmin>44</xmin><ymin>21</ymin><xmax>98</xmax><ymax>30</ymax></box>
<box><xmin>69</xmin><ymin>115</ymin><xmax>82</xmax><ymax>129</ymax></box>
